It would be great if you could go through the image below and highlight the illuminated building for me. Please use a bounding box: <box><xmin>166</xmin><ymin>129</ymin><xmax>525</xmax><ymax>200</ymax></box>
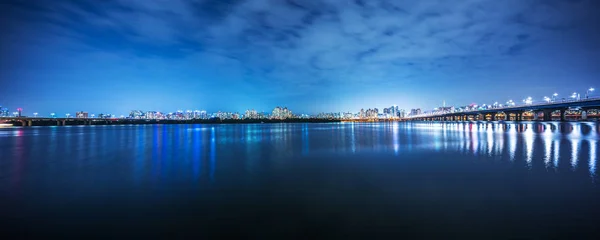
<box><xmin>129</xmin><ymin>110</ymin><xmax>145</xmax><ymax>119</ymax></box>
<box><xmin>244</xmin><ymin>109</ymin><xmax>259</xmax><ymax>119</ymax></box>
<box><xmin>0</xmin><ymin>106</ymin><xmax>9</xmax><ymax>117</ymax></box>
<box><xmin>399</xmin><ymin>109</ymin><xmax>407</xmax><ymax>118</ymax></box>
<box><xmin>410</xmin><ymin>108</ymin><xmax>422</xmax><ymax>116</ymax></box>
<box><xmin>76</xmin><ymin>111</ymin><xmax>89</xmax><ymax>118</ymax></box>
<box><xmin>271</xmin><ymin>106</ymin><xmax>292</xmax><ymax>119</ymax></box>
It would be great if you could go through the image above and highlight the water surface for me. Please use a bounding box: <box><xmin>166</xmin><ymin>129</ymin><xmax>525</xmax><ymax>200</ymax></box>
<box><xmin>1</xmin><ymin>122</ymin><xmax>599</xmax><ymax>238</ymax></box>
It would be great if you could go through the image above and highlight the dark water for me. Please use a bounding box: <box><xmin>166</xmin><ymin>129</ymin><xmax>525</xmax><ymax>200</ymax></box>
<box><xmin>1</xmin><ymin>122</ymin><xmax>599</xmax><ymax>238</ymax></box>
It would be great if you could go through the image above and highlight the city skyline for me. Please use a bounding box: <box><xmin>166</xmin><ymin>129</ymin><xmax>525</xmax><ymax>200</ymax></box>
<box><xmin>1</xmin><ymin>86</ymin><xmax>595</xmax><ymax>117</ymax></box>
<box><xmin>1</xmin><ymin>0</ymin><xmax>600</xmax><ymax>115</ymax></box>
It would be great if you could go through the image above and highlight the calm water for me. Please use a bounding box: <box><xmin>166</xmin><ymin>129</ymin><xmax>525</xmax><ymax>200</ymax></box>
<box><xmin>1</xmin><ymin>122</ymin><xmax>599</xmax><ymax>238</ymax></box>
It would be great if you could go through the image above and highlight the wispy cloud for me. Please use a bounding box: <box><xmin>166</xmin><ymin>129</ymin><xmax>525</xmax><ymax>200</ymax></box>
<box><xmin>2</xmin><ymin>0</ymin><xmax>599</xmax><ymax>113</ymax></box>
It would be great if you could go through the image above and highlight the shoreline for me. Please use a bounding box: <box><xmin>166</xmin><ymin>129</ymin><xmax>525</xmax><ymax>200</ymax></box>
<box><xmin>3</xmin><ymin>118</ymin><xmax>345</xmax><ymax>127</ymax></box>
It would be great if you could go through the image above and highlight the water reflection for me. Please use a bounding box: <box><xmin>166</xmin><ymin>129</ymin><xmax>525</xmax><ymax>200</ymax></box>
<box><xmin>590</xmin><ymin>139</ymin><xmax>597</xmax><ymax>179</ymax></box>
<box><xmin>571</xmin><ymin>124</ymin><xmax>581</xmax><ymax>170</ymax></box>
<box><xmin>0</xmin><ymin>122</ymin><xmax>598</xmax><ymax>194</ymax></box>
<box><xmin>210</xmin><ymin>126</ymin><xmax>216</xmax><ymax>182</ymax></box>
<box><xmin>524</xmin><ymin>124</ymin><xmax>534</xmax><ymax>167</ymax></box>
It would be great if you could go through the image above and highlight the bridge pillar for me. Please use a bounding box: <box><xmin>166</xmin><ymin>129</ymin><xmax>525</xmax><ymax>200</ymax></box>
<box><xmin>61</xmin><ymin>120</ymin><xmax>66</xmax><ymax>126</ymax></box>
<box><xmin>27</xmin><ymin>120</ymin><xmax>32</xmax><ymax>126</ymax></box>
<box><xmin>491</xmin><ymin>113</ymin><xmax>496</xmax><ymax>121</ymax></box>
<box><xmin>560</xmin><ymin>109</ymin><xmax>566</xmax><ymax>121</ymax></box>
<box><xmin>543</xmin><ymin>110</ymin><xmax>552</xmax><ymax>121</ymax></box>
<box><xmin>516</xmin><ymin>113</ymin><xmax>522</xmax><ymax>121</ymax></box>
<box><xmin>582</xmin><ymin>110</ymin><xmax>588</xmax><ymax>121</ymax></box>
<box><xmin>533</xmin><ymin>112</ymin><xmax>540</xmax><ymax>121</ymax></box>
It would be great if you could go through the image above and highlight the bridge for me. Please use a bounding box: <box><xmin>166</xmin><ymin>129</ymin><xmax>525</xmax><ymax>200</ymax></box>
<box><xmin>407</xmin><ymin>97</ymin><xmax>600</xmax><ymax>121</ymax></box>
<box><xmin>0</xmin><ymin>117</ymin><xmax>127</xmax><ymax>127</ymax></box>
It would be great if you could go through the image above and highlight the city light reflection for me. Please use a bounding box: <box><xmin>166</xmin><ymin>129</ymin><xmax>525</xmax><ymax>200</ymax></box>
<box><xmin>210</xmin><ymin>126</ymin><xmax>216</xmax><ymax>182</ymax></box>
<box><xmin>589</xmin><ymin>139</ymin><xmax>597</xmax><ymax>179</ymax></box>
<box><xmin>524</xmin><ymin>124</ymin><xmax>534</xmax><ymax>167</ymax></box>
<box><xmin>571</xmin><ymin>124</ymin><xmax>581</xmax><ymax>170</ymax></box>
<box><xmin>544</xmin><ymin>124</ymin><xmax>553</xmax><ymax>167</ymax></box>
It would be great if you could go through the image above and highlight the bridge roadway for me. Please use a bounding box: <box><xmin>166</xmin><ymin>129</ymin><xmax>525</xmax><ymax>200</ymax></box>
<box><xmin>407</xmin><ymin>98</ymin><xmax>600</xmax><ymax>121</ymax></box>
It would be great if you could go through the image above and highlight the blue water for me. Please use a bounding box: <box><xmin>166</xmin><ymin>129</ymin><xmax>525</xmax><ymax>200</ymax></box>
<box><xmin>1</xmin><ymin>122</ymin><xmax>599</xmax><ymax>238</ymax></box>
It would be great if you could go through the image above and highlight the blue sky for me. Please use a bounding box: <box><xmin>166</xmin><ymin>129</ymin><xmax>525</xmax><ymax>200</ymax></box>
<box><xmin>1</xmin><ymin>0</ymin><xmax>599</xmax><ymax>116</ymax></box>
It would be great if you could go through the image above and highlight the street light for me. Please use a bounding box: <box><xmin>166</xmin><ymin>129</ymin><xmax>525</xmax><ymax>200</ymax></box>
<box><xmin>50</xmin><ymin>113</ymin><xmax>55</xmax><ymax>118</ymax></box>
<box><xmin>33</xmin><ymin>112</ymin><xmax>38</xmax><ymax>117</ymax></box>
<box><xmin>66</xmin><ymin>113</ymin><xmax>70</xmax><ymax>118</ymax></box>
<box><xmin>543</xmin><ymin>96</ymin><xmax>550</xmax><ymax>103</ymax></box>
<box><xmin>91</xmin><ymin>114</ymin><xmax>95</xmax><ymax>118</ymax></box>
<box><xmin>586</xmin><ymin>87</ymin><xmax>595</xmax><ymax>99</ymax></box>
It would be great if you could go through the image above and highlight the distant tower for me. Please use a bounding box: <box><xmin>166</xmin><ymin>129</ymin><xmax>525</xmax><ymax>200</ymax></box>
<box><xmin>443</xmin><ymin>100</ymin><xmax>446</xmax><ymax>108</ymax></box>
<box><xmin>17</xmin><ymin>108</ymin><xmax>23</xmax><ymax>117</ymax></box>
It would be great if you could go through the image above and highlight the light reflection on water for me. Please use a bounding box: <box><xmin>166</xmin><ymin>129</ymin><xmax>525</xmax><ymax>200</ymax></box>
<box><xmin>1</xmin><ymin>122</ymin><xmax>600</xmax><ymax>237</ymax></box>
<box><xmin>0</xmin><ymin>122</ymin><xmax>599</xmax><ymax>192</ymax></box>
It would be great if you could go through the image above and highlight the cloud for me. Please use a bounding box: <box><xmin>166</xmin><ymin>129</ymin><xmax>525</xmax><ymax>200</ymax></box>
<box><xmin>2</xmin><ymin>0</ymin><xmax>599</xmax><ymax>112</ymax></box>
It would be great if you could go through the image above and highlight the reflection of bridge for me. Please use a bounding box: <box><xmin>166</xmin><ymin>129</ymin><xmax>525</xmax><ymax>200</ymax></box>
<box><xmin>407</xmin><ymin>98</ymin><xmax>600</xmax><ymax>121</ymax></box>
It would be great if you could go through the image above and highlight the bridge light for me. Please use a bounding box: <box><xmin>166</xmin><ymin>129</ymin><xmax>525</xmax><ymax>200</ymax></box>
<box><xmin>587</xmin><ymin>88</ymin><xmax>595</xmax><ymax>99</ymax></box>
<box><xmin>543</xmin><ymin>97</ymin><xmax>551</xmax><ymax>103</ymax></box>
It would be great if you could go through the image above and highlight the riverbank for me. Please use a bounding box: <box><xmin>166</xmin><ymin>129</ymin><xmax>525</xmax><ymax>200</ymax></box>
<box><xmin>4</xmin><ymin>118</ymin><xmax>344</xmax><ymax>127</ymax></box>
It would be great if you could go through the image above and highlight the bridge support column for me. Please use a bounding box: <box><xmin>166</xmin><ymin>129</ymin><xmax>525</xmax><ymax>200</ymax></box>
<box><xmin>505</xmin><ymin>112</ymin><xmax>517</xmax><ymax>121</ymax></box>
<box><xmin>516</xmin><ymin>113</ymin><xmax>522</xmax><ymax>121</ymax></box>
<box><xmin>560</xmin><ymin>109</ymin><xmax>566</xmax><ymax>121</ymax></box>
<box><xmin>533</xmin><ymin>112</ymin><xmax>540</xmax><ymax>121</ymax></box>
<box><xmin>61</xmin><ymin>120</ymin><xmax>66</xmax><ymax>126</ymax></box>
<box><xmin>582</xmin><ymin>110</ymin><xmax>588</xmax><ymax>121</ymax></box>
<box><xmin>491</xmin><ymin>114</ymin><xmax>496</xmax><ymax>121</ymax></box>
<box><xmin>27</xmin><ymin>120</ymin><xmax>32</xmax><ymax>126</ymax></box>
<box><xmin>543</xmin><ymin>110</ymin><xmax>552</xmax><ymax>121</ymax></box>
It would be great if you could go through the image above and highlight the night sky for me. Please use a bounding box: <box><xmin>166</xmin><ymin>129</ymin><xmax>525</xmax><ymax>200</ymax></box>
<box><xmin>1</xmin><ymin>0</ymin><xmax>599</xmax><ymax>116</ymax></box>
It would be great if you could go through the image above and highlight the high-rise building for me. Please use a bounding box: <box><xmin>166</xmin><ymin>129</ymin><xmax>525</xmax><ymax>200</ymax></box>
<box><xmin>76</xmin><ymin>111</ymin><xmax>89</xmax><ymax>118</ymax></box>
<box><xmin>410</xmin><ymin>108</ymin><xmax>422</xmax><ymax>116</ymax></box>
<box><xmin>129</xmin><ymin>110</ymin><xmax>144</xmax><ymax>119</ymax></box>
<box><xmin>245</xmin><ymin>109</ymin><xmax>259</xmax><ymax>119</ymax></box>
<box><xmin>271</xmin><ymin>106</ymin><xmax>292</xmax><ymax>119</ymax></box>
<box><xmin>145</xmin><ymin>111</ymin><xmax>158</xmax><ymax>119</ymax></box>
<box><xmin>399</xmin><ymin>109</ymin><xmax>407</xmax><ymax>118</ymax></box>
<box><xmin>17</xmin><ymin>108</ymin><xmax>23</xmax><ymax>117</ymax></box>
<box><xmin>0</xmin><ymin>106</ymin><xmax>8</xmax><ymax>117</ymax></box>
